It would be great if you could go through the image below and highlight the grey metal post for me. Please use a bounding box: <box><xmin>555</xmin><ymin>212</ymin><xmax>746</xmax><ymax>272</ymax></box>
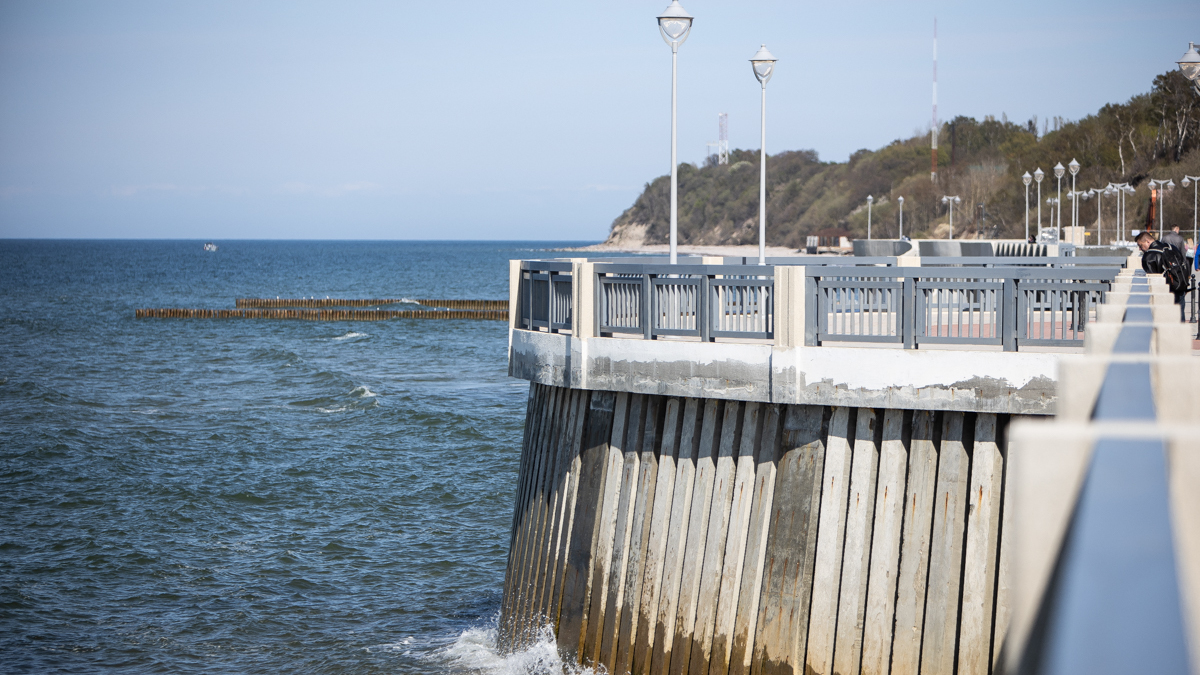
<box><xmin>547</xmin><ymin>273</ymin><xmax>556</xmax><ymax>333</ymax></box>
<box><xmin>700</xmin><ymin>273</ymin><xmax>712</xmax><ymax>342</ymax></box>
<box><xmin>593</xmin><ymin>269</ymin><xmax>602</xmax><ymax>337</ymax></box>
<box><xmin>903</xmin><ymin>276</ymin><xmax>916</xmax><ymax>349</ymax></box>
<box><xmin>804</xmin><ymin>270</ymin><xmax>819</xmax><ymax>346</ymax></box>
<box><xmin>1002</xmin><ymin>277</ymin><xmax>1017</xmax><ymax>351</ymax></box>
<box><xmin>642</xmin><ymin>273</ymin><xmax>653</xmax><ymax>340</ymax></box>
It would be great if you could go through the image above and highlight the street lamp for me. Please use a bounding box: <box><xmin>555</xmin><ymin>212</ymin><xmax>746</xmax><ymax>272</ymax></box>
<box><xmin>750</xmin><ymin>44</ymin><xmax>776</xmax><ymax>265</ymax></box>
<box><xmin>1068</xmin><ymin>158</ymin><xmax>1080</xmax><ymax>230</ymax></box>
<box><xmin>941</xmin><ymin>195</ymin><xmax>962</xmax><ymax>239</ymax></box>
<box><xmin>657</xmin><ymin>0</ymin><xmax>693</xmax><ymax>265</ymax></box>
<box><xmin>1022</xmin><ymin>171</ymin><xmax>1032</xmax><ymax>241</ymax></box>
<box><xmin>1067</xmin><ymin>190</ymin><xmax>1086</xmax><ymax>241</ymax></box>
<box><xmin>1046</xmin><ymin>197</ymin><xmax>1061</xmax><ymax>242</ymax></box>
<box><xmin>1182</xmin><ymin>175</ymin><xmax>1200</xmax><ymax>249</ymax></box>
<box><xmin>1147</xmin><ymin>178</ymin><xmax>1176</xmax><ymax>232</ymax></box>
<box><xmin>1178</xmin><ymin>42</ymin><xmax>1200</xmax><ymax>96</ymax></box>
<box><xmin>1054</xmin><ymin>162</ymin><xmax>1065</xmax><ymax>241</ymax></box>
<box><xmin>1107</xmin><ymin>183</ymin><xmax>1133</xmax><ymax>243</ymax></box>
<box><xmin>866</xmin><ymin>195</ymin><xmax>874</xmax><ymax>240</ymax></box>
<box><xmin>898</xmin><ymin>196</ymin><xmax>905</xmax><ymax>239</ymax></box>
<box><xmin>1034</xmin><ymin>167</ymin><xmax>1045</xmax><ymax>237</ymax></box>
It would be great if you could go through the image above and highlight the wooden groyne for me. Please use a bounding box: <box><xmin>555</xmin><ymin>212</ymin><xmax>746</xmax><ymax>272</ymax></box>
<box><xmin>235</xmin><ymin>298</ymin><xmax>507</xmax><ymax>310</ymax></box>
<box><xmin>135</xmin><ymin>308</ymin><xmax>507</xmax><ymax>321</ymax></box>
<box><xmin>501</xmin><ymin>384</ymin><xmax>1011</xmax><ymax>675</ymax></box>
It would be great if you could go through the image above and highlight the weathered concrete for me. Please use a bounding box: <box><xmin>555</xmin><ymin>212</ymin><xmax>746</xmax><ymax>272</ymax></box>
<box><xmin>509</xmin><ymin>330</ymin><xmax>1059</xmax><ymax>415</ymax></box>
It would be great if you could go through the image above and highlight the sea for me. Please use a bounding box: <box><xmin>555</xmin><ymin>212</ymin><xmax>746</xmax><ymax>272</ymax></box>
<box><xmin>0</xmin><ymin>240</ymin><xmax>602</xmax><ymax>674</ymax></box>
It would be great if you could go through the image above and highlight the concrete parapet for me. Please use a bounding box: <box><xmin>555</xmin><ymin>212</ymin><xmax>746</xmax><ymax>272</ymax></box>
<box><xmin>510</xmin><ymin>330</ymin><xmax>1059</xmax><ymax>415</ymax></box>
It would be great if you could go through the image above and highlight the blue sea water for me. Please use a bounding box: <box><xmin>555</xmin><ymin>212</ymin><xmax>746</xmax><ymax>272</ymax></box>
<box><xmin>0</xmin><ymin>240</ymin><xmax>589</xmax><ymax>674</ymax></box>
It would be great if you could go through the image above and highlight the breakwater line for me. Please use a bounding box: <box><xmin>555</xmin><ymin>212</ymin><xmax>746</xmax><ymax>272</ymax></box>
<box><xmin>135</xmin><ymin>308</ymin><xmax>507</xmax><ymax>320</ymax></box>
<box><xmin>236</xmin><ymin>298</ymin><xmax>507</xmax><ymax>310</ymax></box>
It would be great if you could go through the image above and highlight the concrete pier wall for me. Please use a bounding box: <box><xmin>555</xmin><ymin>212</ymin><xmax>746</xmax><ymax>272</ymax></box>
<box><xmin>500</xmin><ymin>382</ymin><xmax>1014</xmax><ymax>675</ymax></box>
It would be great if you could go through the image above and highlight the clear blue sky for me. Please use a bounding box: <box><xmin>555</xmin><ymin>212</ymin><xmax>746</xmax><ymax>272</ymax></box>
<box><xmin>1</xmin><ymin>1</ymin><xmax>1196</xmax><ymax>240</ymax></box>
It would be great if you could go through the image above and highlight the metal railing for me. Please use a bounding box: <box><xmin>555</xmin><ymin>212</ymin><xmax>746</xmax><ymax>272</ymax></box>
<box><xmin>807</xmin><ymin>267</ymin><xmax>1118</xmax><ymax>350</ymax></box>
<box><xmin>594</xmin><ymin>263</ymin><xmax>773</xmax><ymax>341</ymax></box>
<box><xmin>517</xmin><ymin>261</ymin><xmax>573</xmax><ymax>333</ymax></box>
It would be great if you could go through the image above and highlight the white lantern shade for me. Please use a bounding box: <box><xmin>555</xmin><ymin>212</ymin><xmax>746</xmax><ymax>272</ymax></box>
<box><xmin>750</xmin><ymin>44</ymin><xmax>777</xmax><ymax>84</ymax></box>
<box><xmin>1054</xmin><ymin>162</ymin><xmax>1065</xmax><ymax>179</ymax></box>
<box><xmin>1034</xmin><ymin>167</ymin><xmax>1044</xmax><ymax>183</ymax></box>
<box><xmin>1068</xmin><ymin>158</ymin><xmax>1080</xmax><ymax>175</ymax></box>
<box><xmin>1022</xmin><ymin>171</ymin><xmax>1032</xmax><ymax>186</ymax></box>
<box><xmin>1179</xmin><ymin>42</ymin><xmax>1200</xmax><ymax>82</ymax></box>
<box><xmin>657</xmin><ymin>1</ymin><xmax>693</xmax><ymax>46</ymax></box>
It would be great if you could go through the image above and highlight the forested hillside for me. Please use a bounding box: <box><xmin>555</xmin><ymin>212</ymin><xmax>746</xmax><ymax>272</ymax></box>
<box><xmin>604</xmin><ymin>70</ymin><xmax>1200</xmax><ymax>247</ymax></box>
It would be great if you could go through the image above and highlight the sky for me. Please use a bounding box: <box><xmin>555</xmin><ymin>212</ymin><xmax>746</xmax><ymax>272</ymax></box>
<box><xmin>1</xmin><ymin>1</ymin><xmax>1197</xmax><ymax>241</ymax></box>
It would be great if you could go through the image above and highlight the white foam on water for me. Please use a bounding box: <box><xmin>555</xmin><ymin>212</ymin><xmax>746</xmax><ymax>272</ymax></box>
<box><xmin>433</xmin><ymin>624</ymin><xmax>598</xmax><ymax>675</ymax></box>
<box><xmin>350</xmin><ymin>386</ymin><xmax>376</xmax><ymax>398</ymax></box>
<box><xmin>333</xmin><ymin>331</ymin><xmax>368</xmax><ymax>341</ymax></box>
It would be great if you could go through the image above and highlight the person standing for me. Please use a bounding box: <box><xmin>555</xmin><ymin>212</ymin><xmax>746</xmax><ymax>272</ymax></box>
<box><xmin>1136</xmin><ymin>230</ymin><xmax>1191</xmax><ymax>320</ymax></box>
<box><xmin>1163</xmin><ymin>225</ymin><xmax>1187</xmax><ymax>253</ymax></box>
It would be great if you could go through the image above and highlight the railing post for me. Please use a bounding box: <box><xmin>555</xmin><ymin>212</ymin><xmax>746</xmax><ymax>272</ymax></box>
<box><xmin>1002</xmin><ymin>277</ymin><xmax>1017</xmax><ymax>351</ymax></box>
<box><xmin>642</xmin><ymin>273</ymin><xmax>653</xmax><ymax>340</ymax></box>
<box><xmin>507</xmin><ymin>259</ymin><xmax>522</xmax><ymax>351</ymax></box>
<box><xmin>773</xmin><ymin>265</ymin><xmax>804</xmax><ymax>348</ymax></box>
<box><xmin>903</xmin><ymin>275</ymin><xmax>916</xmax><ymax>349</ymax></box>
<box><xmin>805</xmin><ymin>268</ymin><xmax>820</xmax><ymax>346</ymax></box>
<box><xmin>547</xmin><ymin>272</ymin><xmax>556</xmax><ymax>333</ymax></box>
<box><xmin>571</xmin><ymin>260</ymin><xmax>593</xmax><ymax>338</ymax></box>
<box><xmin>700</xmin><ymin>273</ymin><xmax>712</xmax><ymax>342</ymax></box>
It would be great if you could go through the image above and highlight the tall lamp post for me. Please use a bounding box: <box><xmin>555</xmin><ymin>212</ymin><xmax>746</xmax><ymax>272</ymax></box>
<box><xmin>941</xmin><ymin>195</ymin><xmax>961</xmax><ymax>239</ymax></box>
<box><xmin>1023</xmin><ymin>171</ymin><xmax>1033</xmax><ymax>241</ymax></box>
<box><xmin>1034</xmin><ymin>167</ymin><xmax>1045</xmax><ymax>239</ymax></box>
<box><xmin>1068</xmin><ymin>158</ymin><xmax>1080</xmax><ymax>229</ymax></box>
<box><xmin>1147</xmin><ymin>178</ymin><xmax>1176</xmax><ymax>233</ymax></box>
<box><xmin>1106</xmin><ymin>183</ymin><xmax>1133</xmax><ymax>243</ymax></box>
<box><xmin>1046</xmin><ymin>197</ymin><xmax>1061</xmax><ymax>242</ymax></box>
<box><xmin>866</xmin><ymin>195</ymin><xmax>874</xmax><ymax>240</ymax></box>
<box><xmin>1067</xmin><ymin>191</ymin><xmax>1086</xmax><ymax>242</ymax></box>
<box><xmin>657</xmin><ymin>0</ymin><xmax>693</xmax><ymax>265</ymax></box>
<box><xmin>1178</xmin><ymin>42</ymin><xmax>1200</xmax><ymax>96</ymax></box>
<box><xmin>1182</xmin><ymin>175</ymin><xmax>1200</xmax><ymax>248</ymax></box>
<box><xmin>750</xmin><ymin>45</ymin><xmax>777</xmax><ymax>265</ymax></box>
<box><xmin>898</xmin><ymin>196</ymin><xmax>905</xmax><ymax>239</ymax></box>
<box><xmin>1054</xmin><ymin>162</ymin><xmax>1065</xmax><ymax>241</ymax></box>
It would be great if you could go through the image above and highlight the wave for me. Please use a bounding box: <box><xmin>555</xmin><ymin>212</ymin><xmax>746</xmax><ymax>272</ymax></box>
<box><xmin>430</xmin><ymin>621</ymin><xmax>596</xmax><ymax>675</ymax></box>
<box><xmin>332</xmin><ymin>331</ymin><xmax>369</xmax><ymax>341</ymax></box>
<box><xmin>350</xmin><ymin>386</ymin><xmax>377</xmax><ymax>398</ymax></box>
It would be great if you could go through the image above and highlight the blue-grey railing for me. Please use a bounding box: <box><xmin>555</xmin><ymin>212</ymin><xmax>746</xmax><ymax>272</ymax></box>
<box><xmin>594</xmin><ymin>263</ymin><xmax>774</xmax><ymax>341</ymax></box>
<box><xmin>516</xmin><ymin>257</ymin><xmax>1129</xmax><ymax>347</ymax></box>
<box><xmin>518</xmin><ymin>261</ymin><xmax>573</xmax><ymax>333</ymax></box>
<box><xmin>1018</xmin><ymin>269</ymin><xmax>1191</xmax><ymax>674</ymax></box>
<box><xmin>806</xmin><ymin>267</ymin><xmax>1119</xmax><ymax>350</ymax></box>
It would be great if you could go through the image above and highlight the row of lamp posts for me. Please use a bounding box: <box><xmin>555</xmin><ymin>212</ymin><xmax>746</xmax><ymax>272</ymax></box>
<box><xmin>657</xmin><ymin>1</ymin><xmax>776</xmax><ymax>265</ymax></box>
<box><xmin>658</xmin><ymin>12</ymin><xmax>1200</xmax><ymax>262</ymax></box>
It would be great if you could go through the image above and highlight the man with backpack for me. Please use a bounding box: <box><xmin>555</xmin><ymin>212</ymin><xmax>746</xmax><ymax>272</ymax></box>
<box><xmin>1136</xmin><ymin>230</ymin><xmax>1192</xmax><ymax>320</ymax></box>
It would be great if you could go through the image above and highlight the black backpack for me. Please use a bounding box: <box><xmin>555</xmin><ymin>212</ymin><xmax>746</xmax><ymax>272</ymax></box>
<box><xmin>1157</xmin><ymin>243</ymin><xmax>1193</xmax><ymax>294</ymax></box>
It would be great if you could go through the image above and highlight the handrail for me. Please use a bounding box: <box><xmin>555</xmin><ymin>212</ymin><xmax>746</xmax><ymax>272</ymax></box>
<box><xmin>518</xmin><ymin>261</ymin><xmax>573</xmax><ymax>334</ymax></box>
<box><xmin>805</xmin><ymin>267</ymin><xmax>1119</xmax><ymax>350</ymax></box>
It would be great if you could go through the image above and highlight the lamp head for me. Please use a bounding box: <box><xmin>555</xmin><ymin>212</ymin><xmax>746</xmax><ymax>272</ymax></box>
<box><xmin>867</xmin><ymin>195</ymin><xmax>873</xmax><ymax>204</ymax></box>
<box><xmin>657</xmin><ymin>1</ymin><xmax>693</xmax><ymax>49</ymax></box>
<box><xmin>1168</xmin><ymin>180</ymin><xmax>1176</xmax><ymax>190</ymax></box>
<box><xmin>898</xmin><ymin>196</ymin><xmax>904</xmax><ymax>204</ymax></box>
<box><xmin>1184</xmin><ymin>177</ymin><xmax>1192</xmax><ymax>188</ymax></box>
<box><xmin>1054</xmin><ymin>162</ymin><xmax>1065</xmax><ymax>179</ymax></box>
<box><xmin>1022</xmin><ymin>171</ymin><xmax>1032</xmax><ymax>186</ymax></box>
<box><xmin>1178</xmin><ymin>41</ymin><xmax>1200</xmax><ymax>82</ymax></box>
<box><xmin>750</xmin><ymin>44</ymin><xmax>777</xmax><ymax>85</ymax></box>
<box><xmin>1068</xmin><ymin>158</ymin><xmax>1080</xmax><ymax>175</ymax></box>
<box><xmin>1034</xmin><ymin>167</ymin><xmax>1044</xmax><ymax>183</ymax></box>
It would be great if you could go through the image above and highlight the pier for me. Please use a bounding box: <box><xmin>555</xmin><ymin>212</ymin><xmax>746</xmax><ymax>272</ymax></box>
<box><xmin>135</xmin><ymin>299</ymin><xmax>507</xmax><ymax>321</ymax></box>
<box><xmin>498</xmin><ymin>254</ymin><xmax>1200</xmax><ymax>675</ymax></box>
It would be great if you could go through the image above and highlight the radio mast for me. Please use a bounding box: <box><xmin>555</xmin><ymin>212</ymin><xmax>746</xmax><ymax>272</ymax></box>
<box><xmin>718</xmin><ymin>113</ymin><xmax>729</xmax><ymax>165</ymax></box>
<box><xmin>931</xmin><ymin>18</ymin><xmax>938</xmax><ymax>182</ymax></box>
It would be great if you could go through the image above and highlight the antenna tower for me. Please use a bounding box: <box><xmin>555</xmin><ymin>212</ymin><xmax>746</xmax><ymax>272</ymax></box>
<box><xmin>931</xmin><ymin>18</ymin><xmax>938</xmax><ymax>182</ymax></box>
<box><xmin>718</xmin><ymin>113</ymin><xmax>729</xmax><ymax>165</ymax></box>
